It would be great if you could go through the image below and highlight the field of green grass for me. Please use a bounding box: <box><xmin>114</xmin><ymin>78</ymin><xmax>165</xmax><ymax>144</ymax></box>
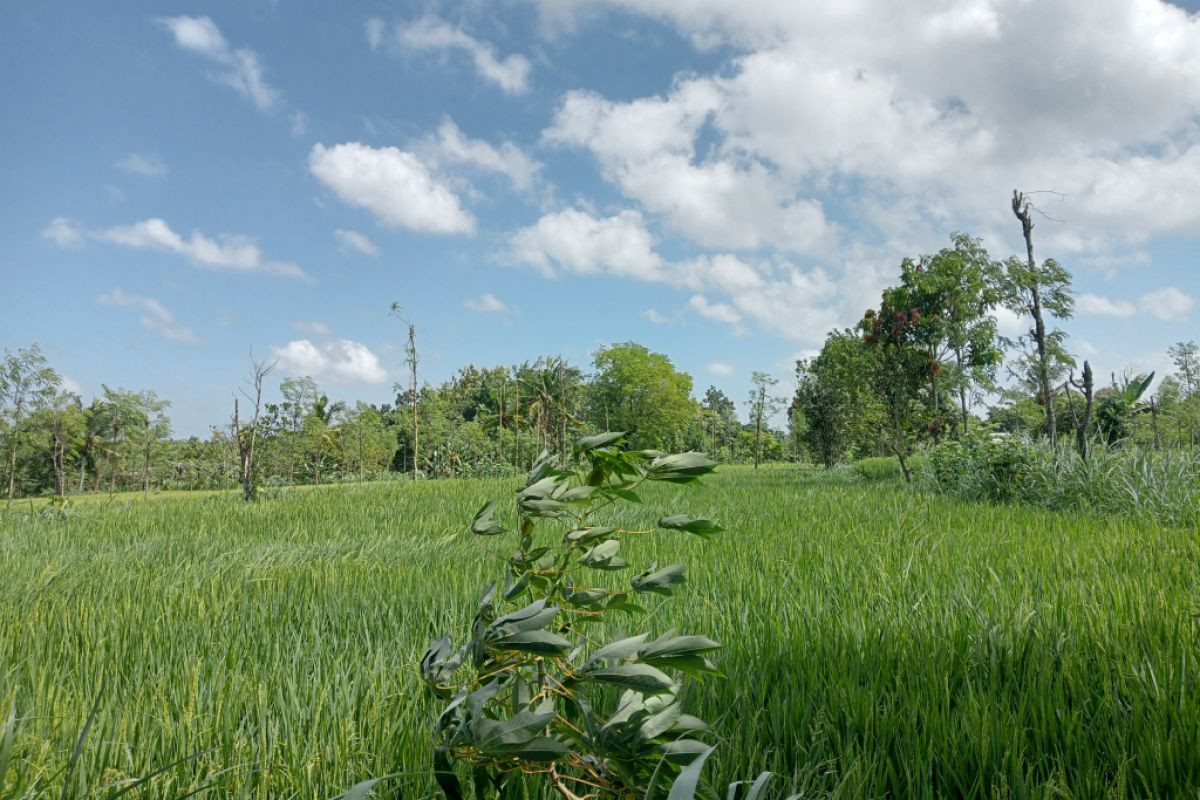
<box><xmin>3</xmin><ymin>465</ymin><xmax>1199</xmax><ymax>798</ymax></box>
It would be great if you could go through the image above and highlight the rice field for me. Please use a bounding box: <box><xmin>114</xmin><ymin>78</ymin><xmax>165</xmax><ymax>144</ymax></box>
<box><xmin>2</xmin><ymin>465</ymin><xmax>1199</xmax><ymax>798</ymax></box>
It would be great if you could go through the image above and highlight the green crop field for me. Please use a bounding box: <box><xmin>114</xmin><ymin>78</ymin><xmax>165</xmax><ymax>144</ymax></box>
<box><xmin>3</xmin><ymin>465</ymin><xmax>1199</xmax><ymax>798</ymax></box>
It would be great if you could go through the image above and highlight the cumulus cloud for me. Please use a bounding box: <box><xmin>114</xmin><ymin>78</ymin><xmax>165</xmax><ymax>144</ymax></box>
<box><xmin>334</xmin><ymin>228</ymin><xmax>379</xmax><ymax>256</ymax></box>
<box><xmin>1079</xmin><ymin>287</ymin><xmax>1196</xmax><ymax>321</ymax></box>
<box><xmin>465</xmin><ymin>293</ymin><xmax>510</xmax><ymax>314</ymax></box>
<box><xmin>642</xmin><ymin>308</ymin><xmax>669</xmax><ymax>324</ymax></box>
<box><xmin>115</xmin><ymin>153</ymin><xmax>168</xmax><ymax>178</ymax></box>
<box><xmin>42</xmin><ymin>217</ymin><xmax>85</xmax><ymax>248</ymax></box>
<box><xmin>535</xmin><ymin>0</ymin><xmax>1200</xmax><ymax>263</ymax></box>
<box><xmin>367</xmin><ymin>16</ymin><xmax>532</xmax><ymax>94</ymax></box>
<box><xmin>509</xmin><ymin>207</ymin><xmax>841</xmax><ymax>342</ymax></box>
<box><xmin>419</xmin><ymin>119</ymin><xmax>540</xmax><ymax>191</ymax></box>
<box><xmin>271</xmin><ymin>339</ymin><xmax>388</xmax><ymax>384</ymax></box>
<box><xmin>289</xmin><ymin>111</ymin><xmax>308</xmax><ymax>137</ymax></box>
<box><xmin>706</xmin><ymin>361</ymin><xmax>734</xmax><ymax>377</ymax></box>
<box><xmin>158</xmin><ymin>15</ymin><xmax>280</xmax><ymax>111</ymax></box>
<box><xmin>96</xmin><ymin>288</ymin><xmax>199</xmax><ymax>343</ymax></box>
<box><xmin>44</xmin><ymin>216</ymin><xmax>309</xmax><ymax>280</ymax></box>
<box><xmin>1140</xmin><ymin>287</ymin><xmax>1195</xmax><ymax>321</ymax></box>
<box><xmin>309</xmin><ymin>142</ymin><xmax>475</xmax><ymax>234</ymax></box>
<box><xmin>1077</xmin><ymin>293</ymin><xmax>1136</xmax><ymax>318</ymax></box>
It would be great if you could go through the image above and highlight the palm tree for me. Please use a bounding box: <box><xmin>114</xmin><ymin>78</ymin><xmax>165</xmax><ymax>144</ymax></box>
<box><xmin>307</xmin><ymin>394</ymin><xmax>345</xmax><ymax>484</ymax></box>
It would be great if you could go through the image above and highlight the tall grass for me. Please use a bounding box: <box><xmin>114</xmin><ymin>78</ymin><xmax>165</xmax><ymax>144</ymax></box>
<box><xmin>927</xmin><ymin>435</ymin><xmax>1200</xmax><ymax>529</ymax></box>
<box><xmin>2</xmin><ymin>466</ymin><xmax>1199</xmax><ymax>797</ymax></box>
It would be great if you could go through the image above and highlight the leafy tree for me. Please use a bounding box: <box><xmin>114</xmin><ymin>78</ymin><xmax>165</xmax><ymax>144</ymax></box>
<box><xmin>702</xmin><ymin>386</ymin><xmax>739</xmax><ymax>460</ymax></box>
<box><xmin>746</xmin><ymin>371</ymin><xmax>783</xmax><ymax>469</ymax></box>
<box><xmin>1169</xmin><ymin>340</ymin><xmax>1199</xmax><ymax>397</ymax></box>
<box><xmin>279</xmin><ymin>376</ymin><xmax>318</xmax><ymax>485</ymax></box>
<box><xmin>904</xmin><ymin>234</ymin><xmax>1004</xmax><ymax>434</ymax></box>
<box><xmin>306</xmin><ymin>393</ymin><xmax>345</xmax><ymax>484</ymax></box>
<box><xmin>792</xmin><ymin>331</ymin><xmax>878</xmax><ymax>467</ymax></box>
<box><xmin>588</xmin><ymin>343</ymin><xmax>695</xmax><ymax>450</ymax></box>
<box><xmin>1095</xmin><ymin>372</ymin><xmax>1154</xmax><ymax>446</ymax></box>
<box><xmin>1</xmin><ymin>344</ymin><xmax>61</xmax><ymax>504</ymax></box>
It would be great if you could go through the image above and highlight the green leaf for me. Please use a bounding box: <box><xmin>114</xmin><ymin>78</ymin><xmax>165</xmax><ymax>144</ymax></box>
<box><xmin>474</xmin><ymin>708</ymin><xmax>557</xmax><ymax>750</ymax></box>
<box><xmin>559</xmin><ymin>485</ymin><xmax>599</xmax><ymax>502</ymax></box>
<box><xmin>574</xmin><ymin>431</ymin><xmax>626</xmax><ymax>454</ymax></box>
<box><xmin>666</xmin><ymin>743</ymin><xmax>715</xmax><ymax>795</ymax></box>
<box><xmin>661</xmin><ymin>739</ymin><xmax>713</xmax><ymax>767</ymax></box>
<box><xmin>582</xmin><ymin>633</ymin><xmax>649</xmax><ymax>670</ymax></box>
<box><xmin>579</xmin><ymin>539</ymin><xmax>628</xmax><ymax>570</ymax></box>
<box><xmin>565</xmin><ymin>526</ymin><xmax>617</xmax><ymax>544</ymax></box>
<box><xmin>490</xmin><ymin>599</ymin><xmax>559</xmax><ymax>634</ymax></box>
<box><xmin>490</xmin><ymin>630</ymin><xmax>572</xmax><ymax>655</ymax></box>
<box><xmin>648</xmin><ymin>452</ymin><xmax>718</xmax><ymax>483</ymax></box>
<box><xmin>433</xmin><ymin>748</ymin><xmax>464</xmax><ymax>800</ymax></box>
<box><xmin>512</xmin><ymin>736</ymin><xmax>570</xmax><ymax>761</ymax></box>
<box><xmin>583</xmin><ymin>663</ymin><xmax>676</xmax><ymax>694</ymax></box>
<box><xmin>471</xmin><ymin>502</ymin><xmax>504</xmax><ymax>536</ymax></box>
<box><xmin>639</xmin><ymin>635</ymin><xmax>722</xmax><ymax>660</ymax></box>
<box><xmin>631</xmin><ymin>564</ymin><xmax>687</xmax><ymax>595</ymax></box>
<box><xmin>658</xmin><ymin>515</ymin><xmax>724</xmax><ymax>539</ymax></box>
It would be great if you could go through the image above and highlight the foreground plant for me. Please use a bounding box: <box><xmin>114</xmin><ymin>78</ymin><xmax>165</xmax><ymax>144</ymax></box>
<box><xmin>420</xmin><ymin>432</ymin><xmax>727</xmax><ymax>800</ymax></box>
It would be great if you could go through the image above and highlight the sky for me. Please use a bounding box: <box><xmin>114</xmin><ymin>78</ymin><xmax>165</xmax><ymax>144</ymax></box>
<box><xmin>2</xmin><ymin>0</ymin><xmax>1199</xmax><ymax>437</ymax></box>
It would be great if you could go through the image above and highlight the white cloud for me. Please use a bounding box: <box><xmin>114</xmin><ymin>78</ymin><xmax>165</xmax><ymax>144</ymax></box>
<box><xmin>115</xmin><ymin>153</ymin><xmax>167</xmax><ymax>178</ymax></box>
<box><xmin>1078</xmin><ymin>293</ymin><xmax>1136</xmax><ymax>318</ymax></box>
<box><xmin>159</xmin><ymin>16</ymin><xmax>280</xmax><ymax>111</ymax></box>
<box><xmin>536</xmin><ymin>0</ymin><xmax>1200</xmax><ymax>259</ymax></box>
<box><xmin>642</xmin><ymin>308</ymin><xmax>669</xmax><ymax>324</ymax></box>
<box><xmin>420</xmin><ymin>119</ymin><xmax>540</xmax><ymax>191</ymax></box>
<box><xmin>509</xmin><ymin>208</ymin><xmax>842</xmax><ymax>342</ymax></box>
<box><xmin>97</xmin><ymin>288</ymin><xmax>199</xmax><ymax>343</ymax></box>
<box><xmin>290</xmin><ymin>111</ymin><xmax>308</xmax><ymax>137</ymax></box>
<box><xmin>309</xmin><ymin>142</ymin><xmax>475</xmax><ymax>234</ymax></box>
<box><xmin>45</xmin><ymin>217</ymin><xmax>308</xmax><ymax>280</ymax></box>
<box><xmin>1140</xmin><ymin>287</ymin><xmax>1195</xmax><ymax>321</ymax></box>
<box><xmin>294</xmin><ymin>320</ymin><xmax>332</xmax><ymax>335</ymax></box>
<box><xmin>271</xmin><ymin>339</ymin><xmax>388</xmax><ymax>384</ymax></box>
<box><xmin>706</xmin><ymin>361</ymin><xmax>734</xmax><ymax>377</ymax></box>
<box><xmin>334</xmin><ymin>228</ymin><xmax>379</xmax><ymax>256</ymax></box>
<box><xmin>545</xmin><ymin>85</ymin><xmax>838</xmax><ymax>255</ymax></box>
<box><xmin>688</xmin><ymin>294</ymin><xmax>742</xmax><ymax>327</ymax></box>
<box><xmin>369</xmin><ymin>16</ymin><xmax>532</xmax><ymax>94</ymax></box>
<box><xmin>42</xmin><ymin>217</ymin><xmax>85</xmax><ymax>248</ymax></box>
<box><xmin>465</xmin><ymin>293</ymin><xmax>510</xmax><ymax>314</ymax></box>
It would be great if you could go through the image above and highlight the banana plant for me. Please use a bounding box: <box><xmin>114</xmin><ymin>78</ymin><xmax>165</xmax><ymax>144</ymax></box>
<box><xmin>420</xmin><ymin>432</ymin><xmax>727</xmax><ymax>800</ymax></box>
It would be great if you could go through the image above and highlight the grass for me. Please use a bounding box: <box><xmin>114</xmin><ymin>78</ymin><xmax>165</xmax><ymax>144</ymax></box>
<box><xmin>2</xmin><ymin>466</ymin><xmax>1199</xmax><ymax>798</ymax></box>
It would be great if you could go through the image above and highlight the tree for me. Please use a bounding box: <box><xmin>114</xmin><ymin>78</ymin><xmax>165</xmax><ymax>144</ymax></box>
<box><xmin>861</xmin><ymin>291</ymin><xmax>937</xmax><ymax>483</ymax></box>
<box><xmin>1</xmin><ymin>345</ymin><xmax>61</xmax><ymax>504</ymax></box>
<box><xmin>232</xmin><ymin>358</ymin><xmax>274</xmax><ymax>500</ymax></box>
<box><xmin>392</xmin><ymin>303</ymin><xmax>420</xmax><ymax>481</ymax></box>
<box><xmin>1095</xmin><ymin>372</ymin><xmax>1154</xmax><ymax>447</ymax></box>
<box><xmin>588</xmin><ymin>343</ymin><xmax>694</xmax><ymax>450</ymax></box>
<box><xmin>792</xmin><ymin>334</ymin><xmax>862</xmax><ymax>468</ymax></box>
<box><xmin>306</xmin><ymin>393</ymin><xmax>345</xmax><ymax>484</ymax></box>
<box><xmin>1005</xmin><ymin>190</ymin><xmax>1074</xmax><ymax>448</ymax></box>
<box><xmin>702</xmin><ymin>386</ymin><xmax>738</xmax><ymax>460</ymax></box>
<box><xmin>746</xmin><ymin>371</ymin><xmax>783</xmax><ymax>469</ymax></box>
<box><xmin>279</xmin><ymin>376</ymin><xmax>317</xmax><ymax>485</ymax></box>
<box><xmin>1169</xmin><ymin>341</ymin><xmax>1199</xmax><ymax>397</ymax></box>
<box><xmin>905</xmin><ymin>234</ymin><xmax>1004</xmax><ymax>434</ymax></box>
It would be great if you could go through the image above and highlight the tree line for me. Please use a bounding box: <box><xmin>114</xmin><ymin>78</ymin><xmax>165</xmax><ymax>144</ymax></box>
<box><xmin>0</xmin><ymin>342</ymin><xmax>794</xmax><ymax>501</ymax></box>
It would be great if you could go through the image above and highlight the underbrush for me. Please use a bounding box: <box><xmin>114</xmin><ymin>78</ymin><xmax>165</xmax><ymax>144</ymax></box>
<box><xmin>926</xmin><ymin>433</ymin><xmax>1200</xmax><ymax>528</ymax></box>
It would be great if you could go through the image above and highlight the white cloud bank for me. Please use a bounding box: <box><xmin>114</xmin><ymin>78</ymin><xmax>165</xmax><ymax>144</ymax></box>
<box><xmin>159</xmin><ymin>15</ymin><xmax>280</xmax><ymax>111</ymax></box>
<box><xmin>43</xmin><ymin>217</ymin><xmax>309</xmax><ymax>280</ymax></box>
<box><xmin>368</xmin><ymin>16</ymin><xmax>532</xmax><ymax>94</ymax></box>
<box><xmin>115</xmin><ymin>153</ymin><xmax>168</xmax><ymax>178</ymax></box>
<box><xmin>465</xmin><ymin>293</ymin><xmax>511</xmax><ymax>314</ymax></box>
<box><xmin>1077</xmin><ymin>287</ymin><xmax>1195</xmax><ymax>321</ymax></box>
<box><xmin>271</xmin><ymin>339</ymin><xmax>388</xmax><ymax>384</ymax></box>
<box><xmin>309</xmin><ymin>142</ymin><xmax>475</xmax><ymax>234</ymax></box>
<box><xmin>97</xmin><ymin>289</ymin><xmax>199</xmax><ymax>343</ymax></box>
<box><xmin>334</xmin><ymin>228</ymin><xmax>379</xmax><ymax>256</ymax></box>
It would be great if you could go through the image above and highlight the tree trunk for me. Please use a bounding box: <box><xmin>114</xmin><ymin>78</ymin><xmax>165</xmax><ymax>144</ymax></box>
<box><xmin>1013</xmin><ymin>190</ymin><xmax>1056</xmax><ymax>448</ymax></box>
<box><xmin>955</xmin><ymin>346</ymin><xmax>969</xmax><ymax>435</ymax></box>
<box><xmin>753</xmin><ymin>386</ymin><xmax>764</xmax><ymax>469</ymax></box>
<box><xmin>6</xmin><ymin>402</ymin><xmax>23</xmax><ymax>505</ymax></box>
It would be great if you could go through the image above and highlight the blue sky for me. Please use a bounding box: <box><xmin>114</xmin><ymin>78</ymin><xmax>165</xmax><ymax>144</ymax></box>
<box><xmin>3</xmin><ymin>1</ymin><xmax>1198</xmax><ymax>436</ymax></box>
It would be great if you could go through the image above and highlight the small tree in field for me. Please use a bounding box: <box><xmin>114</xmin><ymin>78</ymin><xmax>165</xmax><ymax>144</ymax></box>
<box><xmin>1</xmin><ymin>345</ymin><xmax>60</xmax><ymax>504</ymax></box>
<box><xmin>419</xmin><ymin>433</ymin><xmax>728</xmax><ymax>800</ymax></box>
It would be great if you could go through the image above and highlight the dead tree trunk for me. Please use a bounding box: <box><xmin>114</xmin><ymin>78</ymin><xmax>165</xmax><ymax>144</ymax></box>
<box><xmin>233</xmin><ymin>358</ymin><xmax>273</xmax><ymax>501</ymax></box>
<box><xmin>1012</xmin><ymin>190</ymin><xmax>1057</xmax><ymax>449</ymax></box>
<box><xmin>1068</xmin><ymin>361</ymin><xmax>1094</xmax><ymax>462</ymax></box>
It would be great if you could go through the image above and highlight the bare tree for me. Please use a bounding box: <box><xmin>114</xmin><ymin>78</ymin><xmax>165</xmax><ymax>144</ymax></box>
<box><xmin>232</xmin><ymin>357</ymin><xmax>275</xmax><ymax>501</ymax></box>
<box><xmin>1005</xmin><ymin>189</ymin><xmax>1074</xmax><ymax>449</ymax></box>
<box><xmin>1067</xmin><ymin>361</ymin><xmax>1094</xmax><ymax>462</ymax></box>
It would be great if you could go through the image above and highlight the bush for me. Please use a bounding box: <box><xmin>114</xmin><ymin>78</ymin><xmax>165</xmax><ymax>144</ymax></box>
<box><xmin>852</xmin><ymin>455</ymin><xmax>929</xmax><ymax>482</ymax></box>
<box><xmin>926</xmin><ymin>432</ymin><xmax>1200</xmax><ymax>527</ymax></box>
